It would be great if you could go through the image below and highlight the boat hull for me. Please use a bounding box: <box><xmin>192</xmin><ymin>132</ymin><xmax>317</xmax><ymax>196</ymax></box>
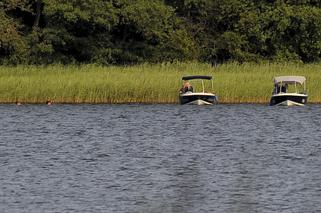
<box><xmin>270</xmin><ymin>93</ymin><xmax>308</xmax><ymax>106</ymax></box>
<box><xmin>179</xmin><ymin>93</ymin><xmax>218</xmax><ymax>105</ymax></box>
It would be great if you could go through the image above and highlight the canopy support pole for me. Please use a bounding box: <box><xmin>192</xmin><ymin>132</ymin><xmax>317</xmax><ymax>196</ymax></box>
<box><xmin>202</xmin><ymin>80</ymin><xmax>205</xmax><ymax>93</ymax></box>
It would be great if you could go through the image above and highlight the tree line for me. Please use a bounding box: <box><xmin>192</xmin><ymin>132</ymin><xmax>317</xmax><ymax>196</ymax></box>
<box><xmin>1</xmin><ymin>0</ymin><xmax>321</xmax><ymax>65</ymax></box>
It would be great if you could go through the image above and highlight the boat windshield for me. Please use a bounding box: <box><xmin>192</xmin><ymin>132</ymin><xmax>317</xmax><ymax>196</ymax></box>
<box><xmin>181</xmin><ymin>76</ymin><xmax>214</xmax><ymax>93</ymax></box>
<box><xmin>273</xmin><ymin>82</ymin><xmax>306</xmax><ymax>94</ymax></box>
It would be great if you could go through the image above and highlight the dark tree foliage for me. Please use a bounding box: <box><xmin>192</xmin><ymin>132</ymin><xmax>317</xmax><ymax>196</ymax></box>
<box><xmin>1</xmin><ymin>0</ymin><xmax>321</xmax><ymax>64</ymax></box>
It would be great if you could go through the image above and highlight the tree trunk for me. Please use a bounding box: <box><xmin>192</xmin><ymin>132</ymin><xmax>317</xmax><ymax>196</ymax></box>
<box><xmin>33</xmin><ymin>0</ymin><xmax>41</xmax><ymax>28</ymax></box>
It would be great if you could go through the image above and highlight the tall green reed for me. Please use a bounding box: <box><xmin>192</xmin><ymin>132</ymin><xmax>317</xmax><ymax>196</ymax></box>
<box><xmin>0</xmin><ymin>62</ymin><xmax>320</xmax><ymax>104</ymax></box>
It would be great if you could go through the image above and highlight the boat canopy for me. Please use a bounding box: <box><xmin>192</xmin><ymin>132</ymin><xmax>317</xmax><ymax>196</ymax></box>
<box><xmin>274</xmin><ymin>76</ymin><xmax>306</xmax><ymax>85</ymax></box>
<box><xmin>182</xmin><ymin>75</ymin><xmax>212</xmax><ymax>80</ymax></box>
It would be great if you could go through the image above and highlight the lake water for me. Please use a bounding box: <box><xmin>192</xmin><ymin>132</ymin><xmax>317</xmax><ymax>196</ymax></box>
<box><xmin>1</xmin><ymin>104</ymin><xmax>321</xmax><ymax>213</ymax></box>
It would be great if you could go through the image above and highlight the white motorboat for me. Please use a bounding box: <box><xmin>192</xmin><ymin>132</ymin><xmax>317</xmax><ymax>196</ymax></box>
<box><xmin>270</xmin><ymin>76</ymin><xmax>308</xmax><ymax>106</ymax></box>
<box><xmin>179</xmin><ymin>75</ymin><xmax>218</xmax><ymax>105</ymax></box>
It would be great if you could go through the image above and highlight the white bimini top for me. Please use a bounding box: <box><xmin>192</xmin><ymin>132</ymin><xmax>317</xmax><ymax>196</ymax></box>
<box><xmin>274</xmin><ymin>76</ymin><xmax>306</xmax><ymax>85</ymax></box>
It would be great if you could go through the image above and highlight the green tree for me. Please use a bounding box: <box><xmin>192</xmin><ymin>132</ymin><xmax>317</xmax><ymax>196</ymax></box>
<box><xmin>114</xmin><ymin>0</ymin><xmax>196</xmax><ymax>63</ymax></box>
<box><xmin>2</xmin><ymin>0</ymin><xmax>321</xmax><ymax>65</ymax></box>
<box><xmin>0</xmin><ymin>0</ymin><xmax>29</xmax><ymax>64</ymax></box>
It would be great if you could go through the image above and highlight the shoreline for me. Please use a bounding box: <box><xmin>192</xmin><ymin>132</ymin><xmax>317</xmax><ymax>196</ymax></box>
<box><xmin>2</xmin><ymin>101</ymin><xmax>321</xmax><ymax>105</ymax></box>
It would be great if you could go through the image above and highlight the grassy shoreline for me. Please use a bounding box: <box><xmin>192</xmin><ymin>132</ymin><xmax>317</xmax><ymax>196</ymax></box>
<box><xmin>1</xmin><ymin>63</ymin><xmax>321</xmax><ymax>104</ymax></box>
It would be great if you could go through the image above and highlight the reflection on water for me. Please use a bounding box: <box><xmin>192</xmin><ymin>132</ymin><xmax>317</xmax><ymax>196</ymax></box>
<box><xmin>1</xmin><ymin>104</ymin><xmax>321</xmax><ymax>212</ymax></box>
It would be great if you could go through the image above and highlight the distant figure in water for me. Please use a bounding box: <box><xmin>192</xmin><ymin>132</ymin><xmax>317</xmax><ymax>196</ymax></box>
<box><xmin>16</xmin><ymin>101</ymin><xmax>22</xmax><ymax>106</ymax></box>
<box><xmin>180</xmin><ymin>80</ymin><xmax>193</xmax><ymax>93</ymax></box>
<box><xmin>46</xmin><ymin>100</ymin><xmax>52</xmax><ymax>105</ymax></box>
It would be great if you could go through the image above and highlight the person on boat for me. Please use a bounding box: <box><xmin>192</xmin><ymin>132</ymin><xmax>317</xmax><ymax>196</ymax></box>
<box><xmin>274</xmin><ymin>84</ymin><xmax>287</xmax><ymax>94</ymax></box>
<box><xmin>180</xmin><ymin>80</ymin><xmax>193</xmax><ymax>93</ymax></box>
<box><xmin>281</xmin><ymin>84</ymin><xmax>287</xmax><ymax>93</ymax></box>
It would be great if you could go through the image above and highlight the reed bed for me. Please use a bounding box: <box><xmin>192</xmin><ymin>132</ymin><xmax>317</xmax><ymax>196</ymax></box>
<box><xmin>0</xmin><ymin>62</ymin><xmax>321</xmax><ymax>104</ymax></box>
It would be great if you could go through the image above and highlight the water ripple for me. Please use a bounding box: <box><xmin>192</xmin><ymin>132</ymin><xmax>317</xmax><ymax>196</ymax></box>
<box><xmin>1</xmin><ymin>104</ymin><xmax>321</xmax><ymax>212</ymax></box>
